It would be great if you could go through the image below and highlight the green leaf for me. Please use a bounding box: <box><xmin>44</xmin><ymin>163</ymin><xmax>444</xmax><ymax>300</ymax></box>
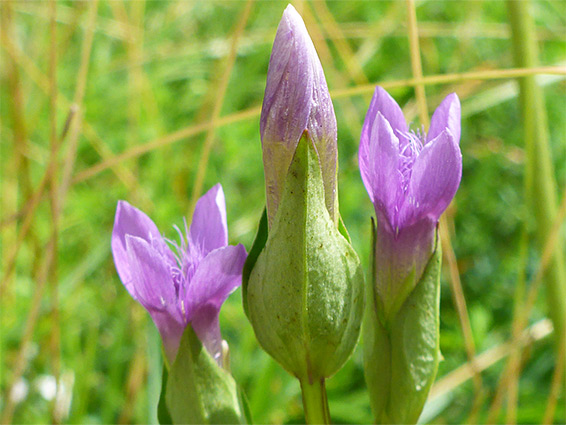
<box><xmin>364</xmin><ymin>233</ymin><xmax>442</xmax><ymax>425</ymax></box>
<box><xmin>157</xmin><ymin>365</ymin><xmax>173</xmax><ymax>425</ymax></box>
<box><xmin>338</xmin><ymin>214</ymin><xmax>352</xmax><ymax>244</ymax></box>
<box><xmin>247</xmin><ymin>133</ymin><xmax>364</xmax><ymax>381</ymax></box>
<box><xmin>237</xmin><ymin>386</ymin><xmax>253</xmax><ymax>424</ymax></box>
<box><xmin>242</xmin><ymin>208</ymin><xmax>268</xmax><ymax>317</ymax></box>
<box><xmin>165</xmin><ymin>326</ymin><xmax>245</xmax><ymax>424</ymax></box>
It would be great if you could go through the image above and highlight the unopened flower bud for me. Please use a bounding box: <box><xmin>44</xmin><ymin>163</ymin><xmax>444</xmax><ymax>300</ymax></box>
<box><xmin>247</xmin><ymin>134</ymin><xmax>364</xmax><ymax>382</ymax></box>
<box><xmin>260</xmin><ymin>4</ymin><xmax>338</xmax><ymax>227</ymax></box>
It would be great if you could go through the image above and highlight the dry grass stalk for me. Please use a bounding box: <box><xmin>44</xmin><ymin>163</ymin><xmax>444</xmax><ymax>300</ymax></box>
<box><xmin>188</xmin><ymin>0</ymin><xmax>255</xmax><ymax>216</ymax></box>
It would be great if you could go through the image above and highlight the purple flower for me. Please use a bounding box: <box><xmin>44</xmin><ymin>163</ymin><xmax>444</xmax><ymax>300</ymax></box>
<box><xmin>111</xmin><ymin>184</ymin><xmax>247</xmax><ymax>364</ymax></box>
<box><xmin>260</xmin><ymin>4</ymin><xmax>337</xmax><ymax>226</ymax></box>
<box><xmin>359</xmin><ymin>87</ymin><xmax>462</xmax><ymax>316</ymax></box>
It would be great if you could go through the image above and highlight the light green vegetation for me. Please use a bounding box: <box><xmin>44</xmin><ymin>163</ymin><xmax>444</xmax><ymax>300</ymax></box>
<box><xmin>1</xmin><ymin>1</ymin><xmax>564</xmax><ymax>423</ymax></box>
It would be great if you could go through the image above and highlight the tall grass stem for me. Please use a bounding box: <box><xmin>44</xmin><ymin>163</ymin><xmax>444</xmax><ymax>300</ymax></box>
<box><xmin>507</xmin><ymin>0</ymin><xmax>566</xmax><ymax>349</ymax></box>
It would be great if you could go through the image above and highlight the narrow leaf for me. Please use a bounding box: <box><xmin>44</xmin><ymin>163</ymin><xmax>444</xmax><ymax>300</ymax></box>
<box><xmin>242</xmin><ymin>208</ymin><xmax>268</xmax><ymax>317</ymax></box>
<box><xmin>157</xmin><ymin>365</ymin><xmax>173</xmax><ymax>425</ymax></box>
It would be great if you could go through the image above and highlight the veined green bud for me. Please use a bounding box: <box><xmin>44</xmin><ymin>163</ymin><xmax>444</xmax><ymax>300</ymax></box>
<box><xmin>363</xmin><ymin>222</ymin><xmax>442</xmax><ymax>424</ymax></box>
<box><xmin>244</xmin><ymin>133</ymin><xmax>364</xmax><ymax>382</ymax></box>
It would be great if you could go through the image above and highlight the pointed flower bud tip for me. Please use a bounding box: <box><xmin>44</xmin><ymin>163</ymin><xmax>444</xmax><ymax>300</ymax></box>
<box><xmin>111</xmin><ymin>184</ymin><xmax>247</xmax><ymax>364</ymax></box>
<box><xmin>260</xmin><ymin>4</ymin><xmax>338</xmax><ymax>226</ymax></box>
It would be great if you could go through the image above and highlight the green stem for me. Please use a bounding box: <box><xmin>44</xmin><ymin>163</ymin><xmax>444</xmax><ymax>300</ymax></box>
<box><xmin>507</xmin><ymin>0</ymin><xmax>566</xmax><ymax>344</ymax></box>
<box><xmin>300</xmin><ymin>378</ymin><xmax>331</xmax><ymax>424</ymax></box>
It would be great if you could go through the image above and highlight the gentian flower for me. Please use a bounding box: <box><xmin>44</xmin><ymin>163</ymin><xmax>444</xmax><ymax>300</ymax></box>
<box><xmin>359</xmin><ymin>86</ymin><xmax>462</xmax><ymax>317</ymax></box>
<box><xmin>359</xmin><ymin>87</ymin><xmax>462</xmax><ymax>424</ymax></box>
<box><xmin>112</xmin><ymin>184</ymin><xmax>247</xmax><ymax>364</ymax></box>
<box><xmin>260</xmin><ymin>4</ymin><xmax>338</xmax><ymax>226</ymax></box>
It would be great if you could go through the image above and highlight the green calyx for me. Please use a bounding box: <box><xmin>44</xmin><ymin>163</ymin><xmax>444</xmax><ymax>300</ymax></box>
<box><xmin>363</xmin><ymin>223</ymin><xmax>442</xmax><ymax>424</ymax></box>
<box><xmin>160</xmin><ymin>326</ymin><xmax>248</xmax><ymax>424</ymax></box>
<box><xmin>246</xmin><ymin>133</ymin><xmax>364</xmax><ymax>381</ymax></box>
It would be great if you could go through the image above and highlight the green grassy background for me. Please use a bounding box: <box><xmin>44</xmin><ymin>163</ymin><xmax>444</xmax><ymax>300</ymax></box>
<box><xmin>1</xmin><ymin>1</ymin><xmax>565</xmax><ymax>423</ymax></box>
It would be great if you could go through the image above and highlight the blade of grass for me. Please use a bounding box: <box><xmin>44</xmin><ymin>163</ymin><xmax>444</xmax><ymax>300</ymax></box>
<box><xmin>353</xmin><ymin>2</ymin><xmax>404</xmax><ymax>71</ymax></box>
<box><xmin>309</xmin><ymin>0</ymin><xmax>369</xmax><ymax>85</ymax></box>
<box><xmin>114</xmin><ymin>2</ymin><xmax>151</xmax><ymax>421</ymax></box>
<box><xmin>0</xmin><ymin>0</ymin><xmax>38</xmax><ymax>293</ymax></box>
<box><xmin>59</xmin><ymin>0</ymin><xmax>99</xmax><ymax>200</ymax></box>
<box><xmin>488</xmin><ymin>188</ymin><xmax>566</xmax><ymax>423</ymax></box>
<box><xmin>332</xmin><ymin>65</ymin><xmax>566</xmax><ymax>98</ymax></box>
<box><xmin>47</xmin><ymin>5</ymin><xmax>101</xmax><ymax>416</ymax></box>
<box><xmin>429</xmin><ymin>318</ymin><xmax>553</xmax><ymax>402</ymax></box>
<box><xmin>445</xmin><ymin>2</ymin><xmax>482</xmax><ymax>74</ymax></box>
<box><xmin>47</xmin><ymin>2</ymin><xmax>61</xmax><ymax>422</ymax></box>
<box><xmin>462</xmin><ymin>71</ymin><xmax>566</xmax><ymax>117</ymax></box>
<box><xmin>439</xmin><ymin>215</ymin><xmax>483</xmax><ymax>398</ymax></box>
<box><xmin>507</xmin><ymin>0</ymin><xmax>566</xmax><ymax>363</ymax></box>
<box><xmin>13</xmin><ymin>1</ymin><xmax>137</xmax><ymax>41</ymax></box>
<box><xmin>1</xmin><ymin>3</ymin><xmax>101</xmax><ymax>421</ymax></box>
<box><xmin>63</xmin><ymin>62</ymin><xmax>566</xmax><ymax>190</ymax></box>
<box><xmin>542</xmin><ymin>338</ymin><xmax>565</xmax><ymax>424</ymax></box>
<box><xmin>72</xmin><ymin>106</ymin><xmax>261</xmax><ymax>184</ymax></box>
<box><xmin>301</xmin><ymin>2</ymin><xmax>364</xmax><ymax>143</ymax></box>
<box><xmin>484</xmin><ymin>230</ymin><xmax>529</xmax><ymax>424</ymax></box>
<box><xmin>66</xmin><ymin>65</ymin><xmax>566</xmax><ymax>185</ymax></box>
<box><xmin>1</xmin><ymin>237</ymin><xmax>57</xmax><ymax>424</ymax></box>
<box><xmin>405</xmin><ymin>0</ymin><xmax>483</xmax><ymax>406</ymax></box>
<box><xmin>188</xmin><ymin>0</ymin><xmax>254</xmax><ymax>216</ymax></box>
<box><xmin>118</xmin><ymin>307</ymin><xmax>148</xmax><ymax>424</ymax></box>
<box><xmin>338</xmin><ymin>20</ymin><xmax>565</xmax><ymax>42</ymax></box>
<box><xmin>0</xmin><ymin>32</ymin><xmax>153</xmax><ymax>206</ymax></box>
<box><xmin>0</xmin><ymin>165</ymin><xmax>51</xmax><ymax>294</ymax></box>
<box><xmin>406</xmin><ymin>0</ymin><xmax>428</xmax><ymax>125</ymax></box>
<box><xmin>56</xmin><ymin>2</ymin><xmax>86</xmax><ymax>59</ymax></box>
<box><xmin>505</xmin><ymin>230</ymin><xmax>529</xmax><ymax>425</ymax></box>
<box><xmin>103</xmin><ymin>19</ymin><xmax>564</xmax><ymax>75</ymax></box>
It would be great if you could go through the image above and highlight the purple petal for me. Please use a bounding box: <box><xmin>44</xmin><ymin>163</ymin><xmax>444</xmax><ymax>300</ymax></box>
<box><xmin>189</xmin><ymin>184</ymin><xmax>228</xmax><ymax>255</ymax></box>
<box><xmin>374</xmin><ymin>215</ymin><xmax>436</xmax><ymax>318</ymax></box>
<box><xmin>186</xmin><ymin>244</ymin><xmax>247</xmax><ymax>315</ymax></box>
<box><xmin>358</xmin><ymin>125</ymin><xmax>373</xmax><ymax>201</ymax></box>
<box><xmin>125</xmin><ymin>235</ymin><xmax>184</xmax><ymax>362</ymax></box>
<box><xmin>184</xmin><ymin>243</ymin><xmax>246</xmax><ymax>362</ymax></box>
<box><xmin>400</xmin><ymin>129</ymin><xmax>462</xmax><ymax>226</ymax></box>
<box><xmin>191</xmin><ymin>303</ymin><xmax>223</xmax><ymax>365</ymax></box>
<box><xmin>112</xmin><ymin>201</ymin><xmax>174</xmax><ymax>299</ymax></box>
<box><xmin>361</xmin><ymin>87</ymin><xmax>408</xmax><ymax>155</ymax></box>
<box><xmin>307</xmin><ymin>37</ymin><xmax>338</xmax><ymax>223</ymax></box>
<box><xmin>260</xmin><ymin>4</ymin><xmax>315</xmax><ymax>149</ymax></box>
<box><xmin>427</xmin><ymin>93</ymin><xmax>461</xmax><ymax>144</ymax></box>
<box><xmin>363</xmin><ymin>112</ymin><xmax>401</xmax><ymax>232</ymax></box>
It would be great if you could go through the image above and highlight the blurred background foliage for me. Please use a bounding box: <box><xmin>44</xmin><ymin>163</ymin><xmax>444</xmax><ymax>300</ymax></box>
<box><xmin>1</xmin><ymin>0</ymin><xmax>565</xmax><ymax>423</ymax></box>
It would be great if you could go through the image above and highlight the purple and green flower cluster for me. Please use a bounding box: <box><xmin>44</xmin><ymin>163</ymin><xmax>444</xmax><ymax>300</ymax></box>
<box><xmin>110</xmin><ymin>4</ymin><xmax>462</xmax><ymax>424</ymax></box>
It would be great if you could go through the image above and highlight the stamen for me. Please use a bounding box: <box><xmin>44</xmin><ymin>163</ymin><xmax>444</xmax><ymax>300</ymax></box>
<box><xmin>163</xmin><ymin>219</ymin><xmax>203</xmax><ymax>313</ymax></box>
<box><xmin>389</xmin><ymin>127</ymin><xmax>428</xmax><ymax>229</ymax></box>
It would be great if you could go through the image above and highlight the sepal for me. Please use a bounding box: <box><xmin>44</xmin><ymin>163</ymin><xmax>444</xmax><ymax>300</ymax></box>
<box><xmin>164</xmin><ymin>325</ymin><xmax>246</xmax><ymax>424</ymax></box>
<box><xmin>364</xmin><ymin>229</ymin><xmax>442</xmax><ymax>424</ymax></box>
<box><xmin>242</xmin><ymin>209</ymin><xmax>268</xmax><ymax>318</ymax></box>
<box><xmin>158</xmin><ymin>365</ymin><xmax>173</xmax><ymax>425</ymax></box>
<box><xmin>247</xmin><ymin>133</ymin><xmax>364</xmax><ymax>381</ymax></box>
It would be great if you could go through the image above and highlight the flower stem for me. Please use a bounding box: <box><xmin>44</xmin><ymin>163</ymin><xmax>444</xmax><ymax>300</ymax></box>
<box><xmin>300</xmin><ymin>378</ymin><xmax>331</xmax><ymax>424</ymax></box>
